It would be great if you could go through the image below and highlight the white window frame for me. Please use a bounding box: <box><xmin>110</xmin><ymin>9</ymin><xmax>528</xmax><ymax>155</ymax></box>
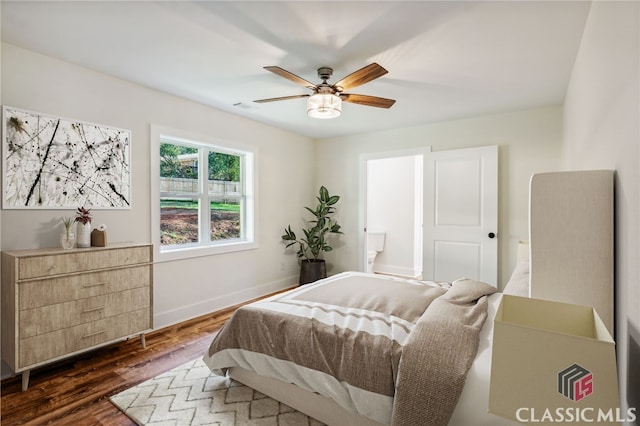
<box><xmin>150</xmin><ymin>125</ymin><xmax>257</xmax><ymax>263</ymax></box>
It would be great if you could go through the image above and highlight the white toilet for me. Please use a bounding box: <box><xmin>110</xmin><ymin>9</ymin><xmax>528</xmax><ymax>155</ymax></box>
<box><xmin>367</xmin><ymin>232</ymin><xmax>386</xmax><ymax>273</ymax></box>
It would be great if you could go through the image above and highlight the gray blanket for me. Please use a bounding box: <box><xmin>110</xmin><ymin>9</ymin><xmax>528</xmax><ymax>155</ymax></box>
<box><xmin>391</xmin><ymin>278</ymin><xmax>497</xmax><ymax>426</ymax></box>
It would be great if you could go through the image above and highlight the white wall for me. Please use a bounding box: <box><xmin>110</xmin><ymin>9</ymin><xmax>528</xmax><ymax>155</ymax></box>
<box><xmin>367</xmin><ymin>155</ymin><xmax>421</xmax><ymax>277</ymax></box>
<box><xmin>561</xmin><ymin>1</ymin><xmax>640</xmax><ymax>419</ymax></box>
<box><xmin>1</xmin><ymin>43</ymin><xmax>316</xmax><ymax>330</ymax></box>
<box><xmin>315</xmin><ymin>106</ymin><xmax>563</xmax><ymax>288</ymax></box>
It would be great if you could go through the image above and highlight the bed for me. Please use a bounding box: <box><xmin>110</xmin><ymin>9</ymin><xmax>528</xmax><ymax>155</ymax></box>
<box><xmin>202</xmin><ymin>169</ymin><xmax>614</xmax><ymax>426</ymax></box>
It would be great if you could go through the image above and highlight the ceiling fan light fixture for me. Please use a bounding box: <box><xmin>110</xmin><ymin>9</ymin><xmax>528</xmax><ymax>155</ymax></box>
<box><xmin>307</xmin><ymin>93</ymin><xmax>341</xmax><ymax>119</ymax></box>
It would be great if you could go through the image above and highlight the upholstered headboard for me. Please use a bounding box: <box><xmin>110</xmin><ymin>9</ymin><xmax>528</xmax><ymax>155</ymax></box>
<box><xmin>528</xmin><ymin>170</ymin><xmax>615</xmax><ymax>335</ymax></box>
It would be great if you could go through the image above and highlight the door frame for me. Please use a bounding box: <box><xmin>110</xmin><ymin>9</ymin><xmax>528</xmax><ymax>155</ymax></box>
<box><xmin>358</xmin><ymin>146</ymin><xmax>432</xmax><ymax>273</ymax></box>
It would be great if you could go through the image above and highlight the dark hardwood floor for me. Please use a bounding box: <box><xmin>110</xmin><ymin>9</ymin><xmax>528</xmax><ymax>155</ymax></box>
<box><xmin>0</xmin><ymin>295</ymin><xmax>265</xmax><ymax>426</ymax></box>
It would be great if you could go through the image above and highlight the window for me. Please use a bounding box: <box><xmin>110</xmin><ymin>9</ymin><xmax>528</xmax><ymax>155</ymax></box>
<box><xmin>151</xmin><ymin>126</ymin><xmax>256</xmax><ymax>262</ymax></box>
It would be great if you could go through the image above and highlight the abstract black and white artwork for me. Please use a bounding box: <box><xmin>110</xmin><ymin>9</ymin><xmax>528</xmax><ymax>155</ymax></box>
<box><xmin>3</xmin><ymin>107</ymin><xmax>131</xmax><ymax>209</ymax></box>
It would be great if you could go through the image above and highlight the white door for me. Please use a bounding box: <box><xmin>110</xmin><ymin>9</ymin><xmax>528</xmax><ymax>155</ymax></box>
<box><xmin>423</xmin><ymin>146</ymin><xmax>498</xmax><ymax>286</ymax></box>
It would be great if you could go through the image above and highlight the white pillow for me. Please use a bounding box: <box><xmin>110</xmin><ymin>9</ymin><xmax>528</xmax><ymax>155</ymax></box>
<box><xmin>503</xmin><ymin>260</ymin><xmax>530</xmax><ymax>297</ymax></box>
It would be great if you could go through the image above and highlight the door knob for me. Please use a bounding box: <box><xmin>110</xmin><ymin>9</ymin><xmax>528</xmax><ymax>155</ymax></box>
<box><xmin>488</xmin><ymin>232</ymin><xmax>496</xmax><ymax>239</ymax></box>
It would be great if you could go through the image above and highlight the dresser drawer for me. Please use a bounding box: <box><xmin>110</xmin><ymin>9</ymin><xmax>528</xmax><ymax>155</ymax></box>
<box><xmin>17</xmin><ymin>246</ymin><xmax>151</xmax><ymax>280</ymax></box>
<box><xmin>19</xmin><ymin>308</ymin><xmax>151</xmax><ymax>369</ymax></box>
<box><xmin>19</xmin><ymin>287</ymin><xmax>151</xmax><ymax>338</ymax></box>
<box><xmin>19</xmin><ymin>265</ymin><xmax>151</xmax><ymax>310</ymax></box>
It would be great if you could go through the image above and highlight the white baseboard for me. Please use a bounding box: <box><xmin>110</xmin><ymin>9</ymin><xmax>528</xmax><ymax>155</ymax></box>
<box><xmin>153</xmin><ymin>275</ymin><xmax>298</xmax><ymax>330</ymax></box>
<box><xmin>372</xmin><ymin>263</ymin><xmax>421</xmax><ymax>279</ymax></box>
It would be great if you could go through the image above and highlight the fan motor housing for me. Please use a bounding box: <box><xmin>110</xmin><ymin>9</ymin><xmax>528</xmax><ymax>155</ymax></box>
<box><xmin>317</xmin><ymin>67</ymin><xmax>333</xmax><ymax>81</ymax></box>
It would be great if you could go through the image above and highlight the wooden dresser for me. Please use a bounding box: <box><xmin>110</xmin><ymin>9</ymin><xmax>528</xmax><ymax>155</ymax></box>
<box><xmin>1</xmin><ymin>242</ymin><xmax>153</xmax><ymax>391</ymax></box>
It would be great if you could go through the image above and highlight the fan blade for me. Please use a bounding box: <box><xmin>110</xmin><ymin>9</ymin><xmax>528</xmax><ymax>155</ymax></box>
<box><xmin>341</xmin><ymin>94</ymin><xmax>396</xmax><ymax>109</ymax></box>
<box><xmin>263</xmin><ymin>66</ymin><xmax>317</xmax><ymax>89</ymax></box>
<box><xmin>254</xmin><ymin>94</ymin><xmax>310</xmax><ymax>103</ymax></box>
<box><xmin>333</xmin><ymin>63</ymin><xmax>388</xmax><ymax>91</ymax></box>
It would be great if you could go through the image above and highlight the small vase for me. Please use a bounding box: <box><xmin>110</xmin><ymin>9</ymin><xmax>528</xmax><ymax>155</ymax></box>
<box><xmin>76</xmin><ymin>222</ymin><xmax>91</xmax><ymax>248</ymax></box>
<box><xmin>60</xmin><ymin>232</ymin><xmax>75</xmax><ymax>250</ymax></box>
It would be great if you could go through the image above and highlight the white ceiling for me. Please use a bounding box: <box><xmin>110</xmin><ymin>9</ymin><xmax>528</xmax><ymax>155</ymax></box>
<box><xmin>1</xmin><ymin>1</ymin><xmax>591</xmax><ymax>139</ymax></box>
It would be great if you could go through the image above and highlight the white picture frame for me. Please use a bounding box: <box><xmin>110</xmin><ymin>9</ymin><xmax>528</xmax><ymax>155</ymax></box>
<box><xmin>2</xmin><ymin>106</ymin><xmax>131</xmax><ymax>209</ymax></box>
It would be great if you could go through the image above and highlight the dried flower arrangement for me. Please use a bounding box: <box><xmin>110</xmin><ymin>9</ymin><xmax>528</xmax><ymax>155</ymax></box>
<box><xmin>75</xmin><ymin>207</ymin><xmax>92</xmax><ymax>225</ymax></box>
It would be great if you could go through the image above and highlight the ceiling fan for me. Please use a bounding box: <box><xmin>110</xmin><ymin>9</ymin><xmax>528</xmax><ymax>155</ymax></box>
<box><xmin>254</xmin><ymin>63</ymin><xmax>396</xmax><ymax>119</ymax></box>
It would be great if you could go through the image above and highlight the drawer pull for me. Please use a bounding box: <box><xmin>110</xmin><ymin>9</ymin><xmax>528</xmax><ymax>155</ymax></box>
<box><xmin>82</xmin><ymin>306</ymin><xmax>105</xmax><ymax>314</ymax></box>
<box><xmin>81</xmin><ymin>282</ymin><xmax>106</xmax><ymax>288</ymax></box>
<box><xmin>82</xmin><ymin>330</ymin><xmax>106</xmax><ymax>339</ymax></box>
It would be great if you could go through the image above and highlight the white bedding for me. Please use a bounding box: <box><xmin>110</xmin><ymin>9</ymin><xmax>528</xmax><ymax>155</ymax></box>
<box><xmin>204</xmin><ymin>271</ymin><xmax>519</xmax><ymax>425</ymax></box>
<box><xmin>450</xmin><ymin>292</ymin><xmax>518</xmax><ymax>425</ymax></box>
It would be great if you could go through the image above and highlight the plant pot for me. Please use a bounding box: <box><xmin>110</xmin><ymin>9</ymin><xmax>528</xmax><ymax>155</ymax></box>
<box><xmin>299</xmin><ymin>259</ymin><xmax>327</xmax><ymax>285</ymax></box>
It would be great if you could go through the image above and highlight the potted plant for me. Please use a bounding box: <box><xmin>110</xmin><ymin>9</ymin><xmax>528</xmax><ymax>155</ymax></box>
<box><xmin>75</xmin><ymin>207</ymin><xmax>92</xmax><ymax>248</ymax></box>
<box><xmin>282</xmin><ymin>186</ymin><xmax>343</xmax><ymax>285</ymax></box>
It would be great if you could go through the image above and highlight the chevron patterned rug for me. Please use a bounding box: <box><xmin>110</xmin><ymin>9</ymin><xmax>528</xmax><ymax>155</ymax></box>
<box><xmin>110</xmin><ymin>358</ymin><xmax>325</xmax><ymax>425</ymax></box>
